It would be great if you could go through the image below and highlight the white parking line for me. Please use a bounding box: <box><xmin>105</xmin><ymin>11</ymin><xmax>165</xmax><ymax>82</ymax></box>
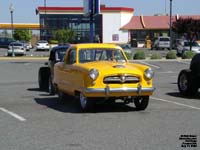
<box><xmin>151</xmin><ymin>97</ymin><xmax>200</xmax><ymax>110</ymax></box>
<box><xmin>138</xmin><ymin>61</ymin><xmax>160</xmax><ymax>69</ymax></box>
<box><xmin>177</xmin><ymin>61</ymin><xmax>190</xmax><ymax>65</ymax></box>
<box><xmin>0</xmin><ymin>107</ymin><xmax>26</xmax><ymax>122</ymax></box>
<box><xmin>157</xmin><ymin>71</ymin><xmax>178</xmax><ymax>74</ymax></box>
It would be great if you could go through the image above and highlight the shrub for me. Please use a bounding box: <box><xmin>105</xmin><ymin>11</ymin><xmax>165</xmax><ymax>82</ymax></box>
<box><xmin>182</xmin><ymin>51</ymin><xmax>196</xmax><ymax>59</ymax></box>
<box><xmin>150</xmin><ymin>53</ymin><xmax>162</xmax><ymax>59</ymax></box>
<box><xmin>133</xmin><ymin>51</ymin><xmax>145</xmax><ymax>60</ymax></box>
<box><xmin>166</xmin><ymin>50</ymin><xmax>177</xmax><ymax>59</ymax></box>
<box><xmin>49</xmin><ymin>40</ymin><xmax>58</xmax><ymax>44</ymax></box>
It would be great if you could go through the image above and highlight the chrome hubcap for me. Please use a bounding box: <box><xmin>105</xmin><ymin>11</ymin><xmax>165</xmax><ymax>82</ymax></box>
<box><xmin>180</xmin><ymin>74</ymin><xmax>188</xmax><ymax>91</ymax></box>
<box><xmin>80</xmin><ymin>93</ymin><xmax>87</xmax><ymax>109</ymax></box>
<box><xmin>48</xmin><ymin>78</ymin><xmax>51</xmax><ymax>91</ymax></box>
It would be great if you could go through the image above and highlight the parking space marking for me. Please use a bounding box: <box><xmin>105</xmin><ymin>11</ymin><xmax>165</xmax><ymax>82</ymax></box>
<box><xmin>0</xmin><ymin>107</ymin><xmax>26</xmax><ymax>122</ymax></box>
<box><xmin>137</xmin><ymin>61</ymin><xmax>160</xmax><ymax>69</ymax></box>
<box><xmin>177</xmin><ymin>61</ymin><xmax>190</xmax><ymax>65</ymax></box>
<box><xmin>157</xmin><ymin>71</ymin><xmax>178</xmax><ymax>74</ymax></box>
<box><xmin>151</xmin><ymin>97</ymin><xmax>200</xmax><ymax>110</ymax></box>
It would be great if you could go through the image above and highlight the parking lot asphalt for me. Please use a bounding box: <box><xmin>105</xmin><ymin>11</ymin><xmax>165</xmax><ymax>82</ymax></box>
<box><xmin>0</xmin><ymin>59</ymin><xmax>199</xmax><ymax>150</ymax></box>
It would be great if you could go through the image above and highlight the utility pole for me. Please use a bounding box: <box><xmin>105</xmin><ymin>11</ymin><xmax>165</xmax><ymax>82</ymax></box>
<box><xmin>169</xmin><ymin>0</ymin><xmax>173</xmax><ymax>50</ymax></box>
<box><xmin>44</xmin><ymin>0</ymin><xmax>47</xmax><ymax>40</ymax></box>
<box><xmin>9</xmin><ymin>3</ymin><xmax>15</xmax><ymax>57</ymax></box>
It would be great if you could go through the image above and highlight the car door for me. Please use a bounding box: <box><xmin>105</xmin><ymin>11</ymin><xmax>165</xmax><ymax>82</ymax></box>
<box><xmin>61</xmin><ymin>48</ymin><xmax>77</xmax><ymax>95</ymax></box>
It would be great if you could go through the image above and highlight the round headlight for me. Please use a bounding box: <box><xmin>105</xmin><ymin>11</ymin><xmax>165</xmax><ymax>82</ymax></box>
<box><xmin>89</xmin><ymin>68</ymin><xmax>99</xmax><ymax>80</ymax></box>
<box><xmin>144</xmin><ymin>68</ymin><xmax>154</xmax><ymax>79</ymax></box>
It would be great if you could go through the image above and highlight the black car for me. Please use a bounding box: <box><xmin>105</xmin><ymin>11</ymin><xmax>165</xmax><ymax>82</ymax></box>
<box><xmin>0</xmin><ymin>37</ymin><xmax>15</xmax><ymax>48</ymax></box>
<box><xmin>177</xmin><ymin>53</ymin><xmax>200</xmax><ymax>96</ymax></box>
<box><xmin>38</xmin><ymin>45</ymin><xmax>70</xmax><ymax>94</ymax></box>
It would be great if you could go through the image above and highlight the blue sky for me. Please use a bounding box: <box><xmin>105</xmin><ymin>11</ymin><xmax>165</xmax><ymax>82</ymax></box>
<box><xmin>1</xmin><ymin>0</ymin><xmax>200</xmax><ymax>23</ymax></box>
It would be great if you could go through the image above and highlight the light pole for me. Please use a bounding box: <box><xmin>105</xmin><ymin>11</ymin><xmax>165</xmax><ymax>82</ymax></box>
<box><xmin>9</xmin><ymin>3</ymin><xmax>15</xmax><ymax>57</ymax></box>
<box><xmin>44</xmin><ymin>0</ymin><xmax>47</xmax><ymax>40</ymax></box>
<box><xmin>169</xmin><ymin>0</ymin><xmax>173</xmax><ymax>50</ymax></box>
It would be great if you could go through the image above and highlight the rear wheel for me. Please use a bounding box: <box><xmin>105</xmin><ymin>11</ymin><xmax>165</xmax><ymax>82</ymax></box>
<box><xmin>178</xmin><ymin>69</ymin><xmax>198</xmax><ymax>96</ymax></box>
<box><xmin>134</xmin><ymin>96</ymin><xmax>149</xmax><ymax>110</ymax></box>
<box><xmin>38</xmin><ymin>67</ymin><xmax>50</xmax><ymax>91</ymax></box>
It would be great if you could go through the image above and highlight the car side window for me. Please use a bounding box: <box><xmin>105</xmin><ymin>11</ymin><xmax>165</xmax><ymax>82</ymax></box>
<box><xmin>67</xmin><ymin>49</ymin><xmax>76</xmax><ymax>64</ymax></box>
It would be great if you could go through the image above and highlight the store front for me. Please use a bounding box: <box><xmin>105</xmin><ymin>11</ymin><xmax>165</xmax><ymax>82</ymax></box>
<box><xmin>37</xmin><ymin>6</ymin><xmax>134</xmax><ymax>43</ymax></box>
<box><xmin>40</xmin><ymin>13</ymin><xmax>102</xmax><ymax>43</ymax></box>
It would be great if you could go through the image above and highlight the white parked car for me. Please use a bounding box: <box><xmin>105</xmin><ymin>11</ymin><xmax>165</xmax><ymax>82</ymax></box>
<box><xmin>151</xmin><ymin>36</ymin><xmax>170</xmax><ymax>50</ymax></box>
<box><xmin>36</xmin><ymin>40</ymin><xmax>50</xmax><ymax>51</ymax></box>
<box><xmin>177</xmin><ymin>41</ymin><xmax>200</xmax><ymax>56</ymax></box>
<box><xmin>7</xmin><ymin>42</ymin><xmax>26</xmax><ymax>56</ymax></box>
<box><xmin>21</xmin><ymin>41</ymin><xmax>32</xmax><ymax>51</ymax></box>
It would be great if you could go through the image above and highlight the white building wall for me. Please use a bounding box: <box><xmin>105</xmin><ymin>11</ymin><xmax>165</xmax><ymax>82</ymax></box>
<box><xmin>102</xmin><ymin>12</ymin><xmax>132</xmax><ymax>43</ymax></box>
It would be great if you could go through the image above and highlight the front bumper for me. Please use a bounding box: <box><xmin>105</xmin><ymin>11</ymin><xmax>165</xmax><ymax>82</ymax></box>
<box><xmin>7</xmin><ymin>50</ymin><xmax>26</xmax><ymax>55</ymax></box>
<box><xmin>83</xmin><ymin>86</ymin><xmax>155</xmax><ymax>97</ymax></box>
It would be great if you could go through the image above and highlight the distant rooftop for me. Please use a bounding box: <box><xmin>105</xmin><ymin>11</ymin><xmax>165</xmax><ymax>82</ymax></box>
<box><xmin>37</xmin><ymin>5</ymin><xmax>134</xmax><ymax>14</ymax></box>
<box><xmin>121</xmin><ymin>15</ymin><xmax>200</xmax><ymax>30</ymax></box>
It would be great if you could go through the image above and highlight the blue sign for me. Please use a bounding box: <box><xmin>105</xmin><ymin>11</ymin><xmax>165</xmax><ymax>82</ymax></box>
<box><xmin>84</xmin><ymin>0</ymin><xmax>100</xmax><ymax>16</ymax></box>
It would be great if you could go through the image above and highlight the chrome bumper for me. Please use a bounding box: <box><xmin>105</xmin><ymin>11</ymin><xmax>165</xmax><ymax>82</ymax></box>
<box><xmin>84</xmin><ymin>86</ymin><xmax>155</xmax><ymax>97</ymax></box>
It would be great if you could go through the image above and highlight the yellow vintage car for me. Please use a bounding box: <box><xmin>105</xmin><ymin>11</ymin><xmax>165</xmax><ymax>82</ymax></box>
<box><xmin>53</xmin><ymin>43</ymin><xmax>155</xmax><ymax>111</ymax></box>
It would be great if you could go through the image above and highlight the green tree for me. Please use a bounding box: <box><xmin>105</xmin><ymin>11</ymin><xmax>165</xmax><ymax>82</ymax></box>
<box><xmin>54</xmin><ymin>29</ymin><xmax>76</xmax><ymax>43</ymax></box>
<box><xmin>172</xmin><ymin>18</ymin><xmax>200</xmax><ymax>50</ymax></box>
<box><xmin>14</xmin><ymin>29</ymin><xmax>32</xmax><ymax>41</ymax></box>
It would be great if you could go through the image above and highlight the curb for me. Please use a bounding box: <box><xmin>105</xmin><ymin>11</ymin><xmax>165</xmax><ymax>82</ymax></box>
<box><xmin>0</xmin><ymin>56</ymin><xmax>48</xmax><ymax>60</ymax></box>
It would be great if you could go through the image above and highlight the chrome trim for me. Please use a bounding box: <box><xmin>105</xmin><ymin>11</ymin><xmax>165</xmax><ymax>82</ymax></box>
<box><xmin>84</xmin><ymin>87</ymin><xmax>155</xmax><ymax>94</ymax></box>
<box><xmin>103</xmin><ymin>75</ymin><xmax>140</xmax><ymax>84</ymax></box>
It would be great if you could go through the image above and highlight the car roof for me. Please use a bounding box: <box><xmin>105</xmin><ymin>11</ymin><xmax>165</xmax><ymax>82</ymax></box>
<box><xmin>10</xmin><ymin>41</ymin><xmax>23</xmax><ymax>44</ymax></box>
<box><xmin>72</xmin><ymin>43</ymin><xmax>121</xmax><ymax>50</ymax></box>
<box><xmin>51</xmin><ymin>45</ymin><xmax>70</xmax><ymax>52</ymax></box>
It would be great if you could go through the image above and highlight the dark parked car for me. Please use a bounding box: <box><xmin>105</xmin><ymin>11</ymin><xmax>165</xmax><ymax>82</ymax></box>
<box><xmin>117</xmin><ymin>43</ymin><xmax>133</xmax><ymax>54</ymax></box>
<box><xmin>177</xmin><ymin>53</ymin><xmax>200</xmax><ymax>96</ymax></box>
<box><xmin>38</xmin><ymin>45</ymin><xmax>70</xmax><ymax>94</ymax></box>
<box><xmin>0</xmin><ymin>37</ymin><xmax>15</xmax><ymax>48</ymax></box>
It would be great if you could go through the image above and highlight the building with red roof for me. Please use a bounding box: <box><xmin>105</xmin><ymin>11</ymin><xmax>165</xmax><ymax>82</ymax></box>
<box><xmin>121</xmin><ymin>15</ymin><xmax>200</xmax><ymax>47</ymax></box>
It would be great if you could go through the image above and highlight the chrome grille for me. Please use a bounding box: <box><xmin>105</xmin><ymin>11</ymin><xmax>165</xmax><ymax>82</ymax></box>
<box><xmin>103</xmin><ymin>75</ymin><xmax>140</xmax><ymax>84</ymax></box>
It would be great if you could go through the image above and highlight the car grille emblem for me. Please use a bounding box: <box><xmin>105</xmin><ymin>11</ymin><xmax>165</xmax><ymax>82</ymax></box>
<box><xmin>120</xmin><ymin>75</ymin><xmax>126</xmax><ymax>83</ymax></box>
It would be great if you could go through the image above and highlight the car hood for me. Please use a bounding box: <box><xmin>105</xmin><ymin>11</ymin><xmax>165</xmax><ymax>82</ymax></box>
<box><xmin>77</xmin><ymin>61</ymin><xmax>148</xmax><ymax>75</ymax></box>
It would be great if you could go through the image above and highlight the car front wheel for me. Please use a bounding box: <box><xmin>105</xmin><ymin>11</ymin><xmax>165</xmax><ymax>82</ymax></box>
<box><xmin>178</xmin><ymin>69</ymin><xmax>198</xmax><ymax>96</ymax></box>
<box><xmin>134</xmin><ymin>96</ymin><xmax>149</xmax><ymax>110</ymax></box>
<box><xmin>78</xmin><ymin>92</ymin><xmax>94</xmax><ymax>112</ymax></box>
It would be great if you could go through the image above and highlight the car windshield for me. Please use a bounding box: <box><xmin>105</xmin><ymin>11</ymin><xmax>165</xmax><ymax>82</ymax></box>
<box><xmin>79</xmin><ymin>48</ymin><xmax>126</xmax><ymax>63</ymax></box>
<box><xmin>10</xmin><ymin>43</ymin><xmax>23</xmax><ymax>46</ymax></box>
<box><xmin>184</xmin><ymin>42</ymin><xmax>199</xmax><ymax>47</ymax></box>
<box><xmin>159</xmin><ymin>38</ymin><xmax>170</xmax><ymax>41</ymax></box>
<box><xmin>38</xmin><ymin>40</ymin><xmax>48</xmax><ymax>43</ymax></box>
